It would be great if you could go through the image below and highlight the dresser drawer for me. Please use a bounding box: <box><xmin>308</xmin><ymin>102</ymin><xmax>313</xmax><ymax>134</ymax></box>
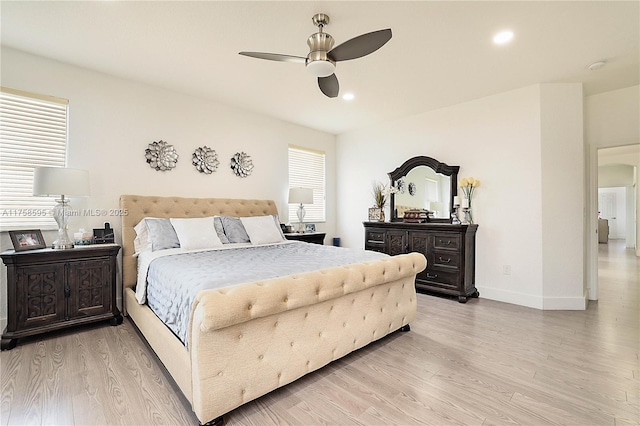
<box><xmin>418</xmin><ymin>267</ymin><xmax>460</xmax><ymax>287</ymax></box>
<box><xmin>416</xmin><ymin>268</ymin><xmax>460</xmax><ymax>289</ymax></box>
<box><xmin>432</xmin><ymin>250</ymin><xmax>460</xmax><ymax>269</ymax></box>
<box><xmin>365</xmin><ymin>230</ymin><xmax>385</xmax><ymax>244</ymax></box>
<box><xmin>433</xmin><ymin>234</ymin><xmax>461</xmax><ymax>250</ymax></box>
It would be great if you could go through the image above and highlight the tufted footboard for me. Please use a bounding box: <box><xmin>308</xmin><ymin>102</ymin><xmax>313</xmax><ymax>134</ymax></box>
<box><xmin>189</xmin><ymin>252</ymin><xmax>426</xmax><ymax>424</ymax></box>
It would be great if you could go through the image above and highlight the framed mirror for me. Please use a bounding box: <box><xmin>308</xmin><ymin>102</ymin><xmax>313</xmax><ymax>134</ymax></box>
<box><xmin>388</xmin><ymin>156</ymin><xmax>459</xmax><ymax>223</ymax></box>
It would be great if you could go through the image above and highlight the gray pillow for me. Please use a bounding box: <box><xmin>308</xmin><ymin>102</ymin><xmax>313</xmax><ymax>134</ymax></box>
<box><xmin>213</xmin><ymin>216</ymin><xmax>230</xmax><ymax>244</ymax></box>
<box><xmin>219</xmin><ymin>216</ymin><xmax>250</xmax><ymax>243</ymax></box>
<box><xmin>145</xmin><ymin>218</ymin><xmax>180</xmax><ymax>251</ymax></box>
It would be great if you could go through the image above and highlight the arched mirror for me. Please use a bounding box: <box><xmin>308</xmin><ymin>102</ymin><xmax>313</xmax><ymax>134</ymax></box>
<box><xmin>388</xmin><ymin>156</ymin><xmax>459</xmax><ymax>223</ymax></box>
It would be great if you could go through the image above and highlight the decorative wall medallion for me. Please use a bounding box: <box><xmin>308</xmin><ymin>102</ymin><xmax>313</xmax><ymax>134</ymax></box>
<box><xmin>230</xmin><ymin>152</ymin><xmax>254</xmax><ymax>178</ymax></box>
<box><xmin>192</xmin><ymin>146</ymin><xmax>219</xmax><ymax>174</ymax></box>
<box><xmin>408</xmin><ymin>182</ymin><xmax>416</xmax><ymax>196</ymax></box>
<box><xmin>145</xmin><ymin>140</ymin><xmax>178</xmax><ymax>171</ymax></box>
<box><xmin>396</xmin><ymin>178</ymin><xmax>406</xmax><ymax>194</ymax></box>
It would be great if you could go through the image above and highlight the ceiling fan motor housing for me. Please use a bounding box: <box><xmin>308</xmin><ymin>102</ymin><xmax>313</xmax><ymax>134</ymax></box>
<box><xmin>306</xmin><ymin>31</ymin><xmax>336</xmax><ymax>77</ymax></box>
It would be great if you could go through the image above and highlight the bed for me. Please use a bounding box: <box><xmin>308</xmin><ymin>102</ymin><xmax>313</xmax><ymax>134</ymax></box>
<box><xmin>120</xmin><ymin>194</ymin><xmax>427</xmax><ymax>425</ymax></box>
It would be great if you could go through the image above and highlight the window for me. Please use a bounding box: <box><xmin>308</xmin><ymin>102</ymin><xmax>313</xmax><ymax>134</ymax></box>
<box><xmin>0</xmin><ymin>87</ymin><xmax>68</xmax><ymax>229</ymax></box>
<box><xmin>288</xmin><ymin>146</ymin><xmax>325</xmax><ymax>222</ymax></box>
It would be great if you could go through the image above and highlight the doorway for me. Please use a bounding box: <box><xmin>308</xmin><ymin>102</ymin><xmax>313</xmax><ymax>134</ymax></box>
<box><xmin>590</xmin><ymin>144</ymin><xmax>639</xmax><ymax>301</ymax></box>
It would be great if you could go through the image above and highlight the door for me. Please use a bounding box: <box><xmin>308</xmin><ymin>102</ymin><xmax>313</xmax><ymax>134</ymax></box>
<box><xmin>68</xmin><ymin>258</ymin><xmax>112</xmax><ymax>318</ymax></box>
<box><xmin>599</xmin><ymin>187</ymin><xmax>626</xmax><ymax>239</ymax></box>
<box><xmin>16</xmin><ymin>263</ymin><xmax>66</xmax><ymax>329</ymax></box>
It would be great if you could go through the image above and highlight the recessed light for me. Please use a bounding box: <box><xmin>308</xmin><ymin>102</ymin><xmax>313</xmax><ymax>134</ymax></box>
<box><xmin>342</xmin><ymin>92</ymin><xmax>355</xmax><ymax>101</ymax></box>
<box><xmin>493</xmin><ymin>30</ymin><xmax>514</xmax><ymax>45</ymax></box>
<box><xmin>587</xmin><ymin>61</ymin><xmax>606</xmax><ymax>71</ymax></box>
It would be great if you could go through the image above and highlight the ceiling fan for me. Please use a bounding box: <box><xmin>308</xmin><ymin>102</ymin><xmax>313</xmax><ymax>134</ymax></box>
<box><xmin>239</xmin><ymin>13</ymin><xmax>392</xmax><ymax>98</ymax></box>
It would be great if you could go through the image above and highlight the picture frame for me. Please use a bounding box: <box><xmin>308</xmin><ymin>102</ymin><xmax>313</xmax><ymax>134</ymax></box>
<box><xmin>305</xmin><ymin>223</ymin><xmax>316</xmax><ymax>233</ymax></box>
<box><xmin>93</xmin><ymin>222</ymin><xmax>115</xmax><ymax>244</ymax></box>
<box><xmin>368</xmin><ymin>207</ymin><xmax>382</xmax><ymax>221</ymax></box>
<box><xmin>9</xmin><ymin>229</ymin><xmax>47</xmax><ymax>251</ymax></box>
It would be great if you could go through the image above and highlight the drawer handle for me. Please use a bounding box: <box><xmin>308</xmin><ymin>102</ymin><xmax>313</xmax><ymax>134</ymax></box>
<box><xmin>438</xmin><ymin>257</ymin><xmax>451</xmax><ymax>264</ymax></box>
<box><xmin>426</xmin><ymin>273</ymin><xmax>438</xmax><ymax>279</ymax></box>
<box><xmin>439</xmin><ymin>240</ymin><xmax>452</xmax><ymax>245</ymax></box>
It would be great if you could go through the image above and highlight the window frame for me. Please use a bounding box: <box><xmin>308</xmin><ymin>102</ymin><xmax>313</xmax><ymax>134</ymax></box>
<box><xmin>0</xmin><ymin>86</ymin><xmax>69</xmax><ymax>230</ymax></box>
<box><xmin>288</xmin><ymin>145</ymin><xmax>326</xmax><ymax>223</ymax></box>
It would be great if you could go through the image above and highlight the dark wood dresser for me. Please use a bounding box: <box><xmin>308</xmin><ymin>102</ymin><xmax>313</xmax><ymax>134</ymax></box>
<box><xmin>364</xmin><ymin>222</ymin><xmax>478</xmax><ymax>303</ymax></box>
<box><xmin>1</xmin><ymin>244</ymin><xmax>122</xmax><ymax>350</ymax></box>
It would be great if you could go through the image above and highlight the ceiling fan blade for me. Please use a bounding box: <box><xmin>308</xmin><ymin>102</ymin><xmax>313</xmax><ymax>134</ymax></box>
<box><xmin>239</xmin><ymin>52</ymin><xmax>306</xmax><ymax>64</ymax></box>
<box><xmin>318</xmin><ymin>74</ymin><xmax>339</xmax><ymax>98</ymax></box>
<box><xmin>328</xmin><ymin>29</ymin><xmax>392</xmax><ymax>62</ymax></box>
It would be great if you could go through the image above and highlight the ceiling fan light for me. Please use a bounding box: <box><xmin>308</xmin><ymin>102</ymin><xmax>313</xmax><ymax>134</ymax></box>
<box><xmin>306</xmin><ymin>60</ymin><xmax>335</xmax><ymax>77</ymax></box>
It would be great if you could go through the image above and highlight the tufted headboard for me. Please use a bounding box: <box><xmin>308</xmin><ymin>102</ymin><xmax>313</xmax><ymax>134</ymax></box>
<box><xmin>119</xmin><ymin>195</ymin><xmax>279</xmax><ymax>290</ymax></box>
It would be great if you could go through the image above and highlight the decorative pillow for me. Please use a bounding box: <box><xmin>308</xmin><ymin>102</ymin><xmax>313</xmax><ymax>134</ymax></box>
<box><xmin>170</xmin><ymin>217</ymin><xmax>223</xmax><ymax>250</ymax></box>
<box><xmin>240</xmin><ymin>215</ymin><xmax>286</xmax><ymax>245</ymax></box>
<box><xmin>213</xmin><ymin>216</ymin><xmax>230</xmax><ymax>244</ymax></box>
<box><xmin>219</xmin><ymin>216</ymin><xmax>250</xmax><ymax>243</ymax></box>
<box><xmin>145</xmin><ymin>218</ymin><xmax>180</xmax><ymax>251</ymax></box>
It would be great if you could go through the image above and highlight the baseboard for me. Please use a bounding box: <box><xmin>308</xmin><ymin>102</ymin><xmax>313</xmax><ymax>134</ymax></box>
<box><xmin>542</xmin><ymin>293</ymin><xmax>588</xmax><ymax>310</ymax></box>
<box><xmin>475</xmin><ymin>286</ymin><xmax>543</xmax><ymax>310</ymax></box>
<box><xmin>476</xmin><ymin>286</ymin><xmax>588</xmax><ymax>310</ymax></box>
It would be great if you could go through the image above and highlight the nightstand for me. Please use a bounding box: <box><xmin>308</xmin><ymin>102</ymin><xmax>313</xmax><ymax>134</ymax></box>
<box><xmin>284</xmin><ymin>232</ymin><xmax>326</xmax><ymax>245</ymax></box>
<box><xmin>1</xmin><ymin>244</ymin><xmax>122</xmax><ymax>350</ymax></box>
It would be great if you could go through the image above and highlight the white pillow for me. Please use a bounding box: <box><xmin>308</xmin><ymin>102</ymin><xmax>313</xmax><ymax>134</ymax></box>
<box><xmin>133</xmin><ymin>218</ymin><xmax>154</xmax><ymax>255</ymax></box>
<box><xmin>169</xmin><ymin>217</ymin><xmax>223</xmax><ymax>250</ymax></box>
<box><xmin>240</xmin><ymin>215</ymin><xmax>285</xmax><ymax>245</ymax></box>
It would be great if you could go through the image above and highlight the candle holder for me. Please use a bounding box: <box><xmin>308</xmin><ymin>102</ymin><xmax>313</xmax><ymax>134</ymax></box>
<box><xmin>451</xmin><ymin>205</ymin><xmax>461</xmax><ymax>224</ymax></box>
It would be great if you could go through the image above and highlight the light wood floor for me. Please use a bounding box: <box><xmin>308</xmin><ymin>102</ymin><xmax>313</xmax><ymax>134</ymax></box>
<box><xmin>1</xmin><ymin>240</ymin><xmax>638</xmax><ymax>425</ymax></box>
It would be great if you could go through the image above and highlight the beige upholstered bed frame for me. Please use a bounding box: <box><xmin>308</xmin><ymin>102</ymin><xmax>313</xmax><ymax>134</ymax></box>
<box><xmin>120</xmin><ymin>194</ymin><xmax>426</xmax><ymax>425</ymax></box>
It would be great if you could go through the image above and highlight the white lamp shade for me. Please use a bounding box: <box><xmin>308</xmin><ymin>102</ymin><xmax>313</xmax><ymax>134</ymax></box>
<box><xmin>33</xmin><ymin>167</ymin><xmax>90</xmax><ymax>196</ymax></box>
<box><xmin>288</xmin><ymin>187</ymin><xmax>313</xmax><ymax>204</ymax></box>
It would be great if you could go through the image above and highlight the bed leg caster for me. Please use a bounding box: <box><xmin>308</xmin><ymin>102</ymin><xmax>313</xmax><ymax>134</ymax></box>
<box><xmin>201</xmin><ymin>416</ymin><xmax>224</xmax><ymax>426</ymax></box>
<box><xmin>400</xmin><ymin>324</ymin><xmax>410</xmax><ymax>332</ymax></box>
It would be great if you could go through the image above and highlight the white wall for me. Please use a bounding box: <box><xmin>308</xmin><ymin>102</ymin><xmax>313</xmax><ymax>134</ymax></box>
<box><xmin>0</xmin><ymin>47</ymin><xmax>336</xmax><ymax>324</ymax></box>
<box><xmin>337</xmin><ymin>83</ymin><xmax>586</xmax><ymax>310</ymax></box>
<box><xmin>539</xmin><ymin>84</ymin><xmax>585</xmax><ymax>308</ymax></box>
<box><xmin>585</xmin><ymin>86</ymin><xmax>640</xmax><ymax>148</ymax></box>
<box><xmin>599</xmin><ymin>164</ymin><xmax>635</xmax><ymax>187</ymax></box>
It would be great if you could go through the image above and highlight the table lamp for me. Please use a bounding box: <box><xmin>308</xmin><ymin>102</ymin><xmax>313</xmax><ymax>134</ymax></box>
<box><xmin>288</xmin><ymin>187</ymin><xmax>313</xmax><ymax>233</ymax></box>
<box><xmin>33</xmin><ymin>167</ymin><xmax>90</xmax><ymax>249</ymax></box>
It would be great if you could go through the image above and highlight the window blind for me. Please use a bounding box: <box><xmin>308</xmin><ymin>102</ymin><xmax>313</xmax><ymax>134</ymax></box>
<box><xmin>0</xmin><ymin>87</ymin><xmax>68</xmax><ymax>229</ymax></box>
<box><xmin>288</xmin><ymin>146</ymin><xmax>326</xmax><ymax>222</ymax></box>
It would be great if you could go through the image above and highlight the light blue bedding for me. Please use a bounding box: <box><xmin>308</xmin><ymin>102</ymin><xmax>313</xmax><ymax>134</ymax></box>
<box><xmin>145</xmin><ymin>241</ymin><xmax>387</xmax><ymax>346</ymax></box>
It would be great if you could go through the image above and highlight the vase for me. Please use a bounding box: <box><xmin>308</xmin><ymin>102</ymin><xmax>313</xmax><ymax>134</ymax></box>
<box><xmin>464</xmin><ymin>208</ymin><xmax>473</xmax><ymax>224</ymax></box>
<box><xmin>461</xmin><ymin>198</ymin><xmax>473</xmax><ymax>224</ymax></box>
<box><xmin>379</xmin><ymin>209</ymin><xmax>385</xmax><ymax>222</ymax></box>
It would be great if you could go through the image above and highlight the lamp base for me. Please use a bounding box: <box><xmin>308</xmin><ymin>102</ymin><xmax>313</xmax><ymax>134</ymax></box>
<box><xmin>297</xmin><ymin>203</ymin><xmax>306</xmax><ymax>233</ymax></box>
<box><xmin>52</xmin><ymin>242</ymin><xmax>74</xmax><ymax>250</ymax></box>
<box><xmin>52</xmin><ymin>198</ymin><xmax>74</xmax><ymax>250</ymax></box>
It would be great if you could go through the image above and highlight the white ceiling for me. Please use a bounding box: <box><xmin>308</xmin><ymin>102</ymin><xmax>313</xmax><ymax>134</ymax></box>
<box><xmin>1</xmin><ymin>1</ymin><xmax>638</xmax><ymax>135</ymax></box>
